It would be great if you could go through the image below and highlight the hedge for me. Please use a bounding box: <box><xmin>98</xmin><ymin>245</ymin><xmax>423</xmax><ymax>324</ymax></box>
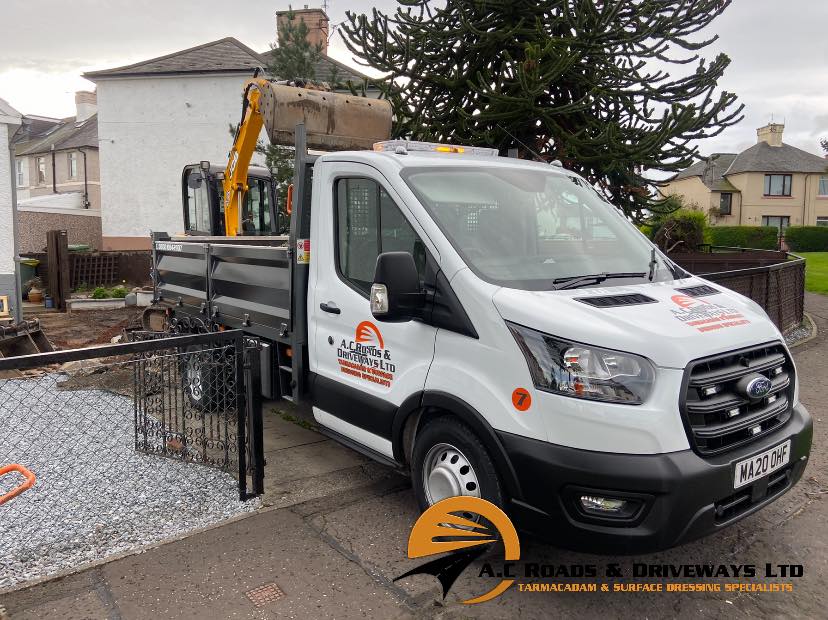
<box><xmin>652</xmin><ymin>210</ymin><xmax>706</xmax><ymax>252</ymax></box>
<box><xmin>784</xmin><ymin>226</ymin><xmax>828</xmax><ymax>252</ymax></box>
<box><xmin>706</xmin><ymin>226</ymin><xmax>779</xmax><ymax>250</ymax></box>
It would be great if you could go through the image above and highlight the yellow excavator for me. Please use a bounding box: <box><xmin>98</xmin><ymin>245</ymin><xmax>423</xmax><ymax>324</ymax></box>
<box><xmin>144</xmin><ymin>79</ymin><xmax>392</xmax><ymax>332</ymax></box>
<box><xmin>180</xmin><ymin>78</ymin><xmax>392</xmax><ymax>239</ymax></box>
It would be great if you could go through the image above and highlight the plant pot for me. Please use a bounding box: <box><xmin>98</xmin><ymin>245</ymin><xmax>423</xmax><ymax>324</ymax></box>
<box><xmin>44</xmin><ymin>296</ymin><xmax>54</xmax><ymax>309</ymax></box>
<box><xmin>28</xmin><ymin>289</ymin><xmax>43</xmax><ymax>303</ymax></box>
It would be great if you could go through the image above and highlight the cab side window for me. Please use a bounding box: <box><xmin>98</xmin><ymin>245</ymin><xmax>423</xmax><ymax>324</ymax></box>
<box><xmin>185</xmin><ymin>170</ymin><xmax>211</xmax><ymax>233</ymax></box>
<box><xmin>336</xmin><ymin>178</ymin><xmax>426</xmax><ymax>296</ymax></box>
<box><xmin>241</xmin><ymin>179</ymin><xmax>273</xmax><ymax>235</ymax></box>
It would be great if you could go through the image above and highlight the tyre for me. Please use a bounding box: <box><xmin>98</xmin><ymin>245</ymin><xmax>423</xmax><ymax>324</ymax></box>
<box><xmin>180</xmin><ymin>346</ymin><xmax>233</xmax><ymax>411</ymax></box>
<box><xmin>411</xmin><ymin>416</ymin><xmax>504</xmax><ymax>512</ymax></box>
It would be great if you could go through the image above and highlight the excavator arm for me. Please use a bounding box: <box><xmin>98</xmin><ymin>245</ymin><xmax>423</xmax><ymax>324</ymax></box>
<box><xmin>222</xmin><ymin>78</ymin><xmax>393</xmax><ymax>237</ymax></box>
<box><xmin>223</xmin><ymin>78</ymin><xmax>270</xmax><ymax>237</ymax></box>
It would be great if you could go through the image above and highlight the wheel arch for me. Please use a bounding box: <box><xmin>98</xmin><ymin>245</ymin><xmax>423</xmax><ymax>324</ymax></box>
<box><xmin>392</xmin><ymin>390</ymin><xmax>523</xmax><ymax>501</ymax></box>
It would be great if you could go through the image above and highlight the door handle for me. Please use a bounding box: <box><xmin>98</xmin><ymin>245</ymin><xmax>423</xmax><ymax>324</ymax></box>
<box><xmin>320</xmin><ymin>301</ymin><xmax>341</xmax><ymax>315</ymax></box>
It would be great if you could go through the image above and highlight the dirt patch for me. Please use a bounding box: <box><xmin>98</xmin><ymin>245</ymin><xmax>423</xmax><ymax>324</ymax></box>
<box><xmin>30</xmin><ymin>308</ymin><xmax>143</xmax><ymax>350</ymax></box>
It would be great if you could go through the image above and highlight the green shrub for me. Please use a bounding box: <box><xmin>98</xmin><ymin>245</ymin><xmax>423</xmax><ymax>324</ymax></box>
<box><xmin>638</xmin><ymin>224</ymin><xmax>654</xmax><ymax>239</ymax></box>
<box><xmin>109</xmin><ymin>286</ymin><xmax>128</xmax><ymax>299</ymax></box>
<box><xmin>785</xmin><ymin>226</ymin><xmax>828</xmax><ymax>252</ymax></box>
<box><xmin>653</xmin><ymin>209</ymin><xmax>707</xmax><ymax>253</ymax></box>
<box><xmin>91</xmin><ymin>287</ymin><xmax>109</xmax><ymax>299</ymax></box>
<box><xmin>707</xmin><ymin>226</ymin><xmax>779</xmax><ymax>250</ymax></box>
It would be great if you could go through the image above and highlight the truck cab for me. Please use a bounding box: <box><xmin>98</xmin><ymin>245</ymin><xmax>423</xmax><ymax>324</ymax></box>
<box><xmin>153</xmin><ymin>139</ymin><xmax>812</xmax><ymax>554</ymax></box>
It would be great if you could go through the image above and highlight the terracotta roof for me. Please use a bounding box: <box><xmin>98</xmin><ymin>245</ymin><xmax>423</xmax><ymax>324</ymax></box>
<box><xmin>84</xmin><ymin>38</ymin><xmax>264</xmax><ymax>79</ymax></box>
<box><xmin>15</xmin><ymin>115</ymin><xmax>98</xmax><ymax>155</ymax></box>
<box><xmin>725</xmin><ymin>142</ymin><xmax>828</xmax><ymax>175</ymax></box>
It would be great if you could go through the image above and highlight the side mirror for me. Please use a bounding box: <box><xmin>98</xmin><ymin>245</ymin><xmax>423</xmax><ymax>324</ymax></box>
<box><xmin>371</xmin><ymin>252</ymin><xmax>425</xmax><ymax>322</ymax></box>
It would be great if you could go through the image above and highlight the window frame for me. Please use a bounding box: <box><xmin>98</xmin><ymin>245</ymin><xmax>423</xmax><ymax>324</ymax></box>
<box><xmin>182</xmin><ymin>168</ymin><xmax>214</xmax><ymax>235</ymax></box>
<box><xmin>761</xmin><ymin>215</ymin><xmax>791</xmax><ymax>229</ymax></box>
<box><xmin>15</xmin><ymin>159</ymin><xmax>24</xmax><ymax>187</ymax></box>
<box><xmin>333</xmin><ymin>175</ymin><xmax>429</xmax><ymax>299</ymax></box>
<box><xmin>818</xmin><ymin>175</ymin><xmax>828</xmax><ymax>197</ymax></box>
<box><xmin>35</xmin><ymin>156</ymin><xmax>46</xmax><ymax>185</ymax></box>
<box><xmin>816</xmin><ymin>217</ymin><xmax>828</xmax><ymax>227</ymax></box>
<box><xmin>763</xmin><ymin>174</ymin><xmax>792</xmax><ymax>197</ymax></box>
<box><xmin>67</xmin><ymin>152</ymin><xmax>78</xmax><ymax>180</ymax></box>
<box><xmin>719</xmin><ymin>192</ymin><xmax>733</xmax><ymax>215</ymax></box>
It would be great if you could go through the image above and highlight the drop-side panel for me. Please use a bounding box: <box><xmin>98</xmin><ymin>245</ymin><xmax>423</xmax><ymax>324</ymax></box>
<box><xmin>154</xmin><ymin>242</ymin><xmax>209</xmax><ymax>317</ymax></box>
<box><xmin>208</xmin><ymin>243</ymin><xmax>292</xmax><ymax>341</ymax></box>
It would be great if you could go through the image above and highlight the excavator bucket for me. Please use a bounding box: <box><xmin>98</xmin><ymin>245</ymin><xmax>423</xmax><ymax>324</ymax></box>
<box><xmin>0</xmin><ymin>319</ymin><xmax>54</xmax><ymax>362</ymax></box>
<box><xmin>258</xmin><ymin>83</ymin><xmax>393</xmax><ymax>151</ymax></box>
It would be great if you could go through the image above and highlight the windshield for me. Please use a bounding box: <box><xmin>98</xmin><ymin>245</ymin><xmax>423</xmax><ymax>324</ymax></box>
<box><xmin>402</xmin><ymin>166</ymin><xmax>675</xmax><ymax>291</ymax></box>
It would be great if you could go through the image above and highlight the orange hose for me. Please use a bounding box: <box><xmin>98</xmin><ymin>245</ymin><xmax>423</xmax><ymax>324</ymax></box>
<box><xmin>0</xmin><ymin>464</ymin><xmax>36</xmax><ymax>505</ymax></box>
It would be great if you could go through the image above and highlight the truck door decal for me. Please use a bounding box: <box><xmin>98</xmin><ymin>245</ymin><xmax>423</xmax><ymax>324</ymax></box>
<box><xmin>338</xmin><ymin>322</ymin><xmax>395</xmax><ymax>388</ymax></box>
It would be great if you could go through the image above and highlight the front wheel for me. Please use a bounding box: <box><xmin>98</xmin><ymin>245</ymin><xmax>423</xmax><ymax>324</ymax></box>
<box><xmin>180</xmin><ymin>346</ymin><xmax>233</xmax><ymax>411</ymax></box>
<box><xmin>411</xmin><ymin>416</ymin><xmax>503</xmax><ymax>512</ymax></box>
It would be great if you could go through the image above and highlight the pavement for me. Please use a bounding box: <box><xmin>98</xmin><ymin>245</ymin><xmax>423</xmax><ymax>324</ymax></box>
<box><xmin>2</xmin><ymin>294</ymin><xmax>828</xmax><ymax>619</ymax></box>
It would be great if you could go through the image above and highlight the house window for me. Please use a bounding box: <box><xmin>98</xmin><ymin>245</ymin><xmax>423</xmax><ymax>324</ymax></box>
<box><xmin>764</xmin><ymin>174</ymin><xmax>792</xmax><ymax>197</ymax></box>
<box><xmin>817</xmin><ymin>217</ymin><xmax>828</xmax><ymax>227</ymax></box>
<box><xmin>35</xmin><ymin>156</ymin><xmax>46</xmax><ymax>184</ymax></box>
<box><xmin>762</xmin><ymin>215</ymin><xmax>790</xmax><ymax>230</ymax></box>
<box><xmin>68</xmin><ymin>152</ymin><xmax>78</xmax><ymax>179</ymax></box>
<box><xmin>15</xmin><ymin>159</ymin><xmax>24</xmax><ymax>187</ymax></box>
<box><xmin>819</xmin><ymin>176</ymin><xmax>828</xmax><ymax>197</ymax></box>
<box><xmin>719</xmin><ymin>192</ymin><xmax>732</xmax><ymax>215</ymax></box>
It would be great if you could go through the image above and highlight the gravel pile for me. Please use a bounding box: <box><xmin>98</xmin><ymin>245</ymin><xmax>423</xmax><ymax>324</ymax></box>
<box><xmin>0</xmin><ymin>374</ymin><xmax>259</xmax><ymax>590</ymax></box>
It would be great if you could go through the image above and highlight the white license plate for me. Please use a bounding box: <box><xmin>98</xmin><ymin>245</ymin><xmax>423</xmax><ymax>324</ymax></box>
<box><xmin>733</xmin><ymin>440</ymin><xmax>791</xmax><ymax>489</ymax></box>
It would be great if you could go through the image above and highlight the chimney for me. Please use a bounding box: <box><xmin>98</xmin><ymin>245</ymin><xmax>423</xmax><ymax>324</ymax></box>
<box><xmin>276</xmin><ymin>6</ymin><xmax>329</xmax><ymax>56</ymax></box>
<box><xmin>757</xmin><ymin>122</ymin><xmax>784</xmax><ymax>147</ymax></box>
<box><xmin>75</xmin><ymin>90</ymin><xmax>97</xmax><ymax>123</ymax></box>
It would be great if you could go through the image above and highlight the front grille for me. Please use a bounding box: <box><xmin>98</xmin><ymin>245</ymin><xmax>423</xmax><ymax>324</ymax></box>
<box><xmin>681</xmin><ymin>343</ymin><xmax>794</xmax><ymax>456</ymax></box>
<box><xmin>576</xmin><ymin>293</ymin><xmax>657</xmax><ymax>308</ymax></box>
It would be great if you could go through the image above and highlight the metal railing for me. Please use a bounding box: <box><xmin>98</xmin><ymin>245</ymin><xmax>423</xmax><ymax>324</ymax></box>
<box><xmin>0</xmin><ymin>330</ymin><xmax>264</xmax><ymax>590</ymax></box>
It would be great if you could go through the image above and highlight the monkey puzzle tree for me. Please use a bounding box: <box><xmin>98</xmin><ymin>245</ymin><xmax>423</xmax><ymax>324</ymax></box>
<box><xmin>341</xmin><ymin>0</ymin><xmax>743</xmax><ymax>221</ymax></box>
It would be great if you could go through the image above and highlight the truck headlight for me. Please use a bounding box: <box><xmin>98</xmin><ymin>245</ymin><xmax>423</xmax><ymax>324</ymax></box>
<box><xmin>507</xmin><ymin>323</ymin><xmax>655</xmax><ymax>405</ymax></box>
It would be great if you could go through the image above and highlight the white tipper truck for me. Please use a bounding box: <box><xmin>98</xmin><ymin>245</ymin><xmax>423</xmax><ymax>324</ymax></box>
<box><xmin>150</xmin><ymin>84</ymin><xmax>812</xmax><ymax>553</ymax></box>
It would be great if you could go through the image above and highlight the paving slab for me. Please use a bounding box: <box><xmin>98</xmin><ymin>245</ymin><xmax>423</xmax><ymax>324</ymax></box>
<box><xmin>2</xmin><ymin>508</ymin><xmax>413</xmax><ymax>620</ymax></box>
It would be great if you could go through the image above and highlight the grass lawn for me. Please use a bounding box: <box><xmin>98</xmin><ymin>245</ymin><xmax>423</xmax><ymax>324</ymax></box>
<box><xmin>797</xmin><ymin>252</ymin><xmax>828</xmax><ymax>295</ymax></box>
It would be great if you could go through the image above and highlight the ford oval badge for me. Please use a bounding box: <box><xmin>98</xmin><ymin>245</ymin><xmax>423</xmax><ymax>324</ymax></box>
<box><xmin>746</xmin><ymin>376</ymin><xmax>772</xmax><ymax>399</ymax></box>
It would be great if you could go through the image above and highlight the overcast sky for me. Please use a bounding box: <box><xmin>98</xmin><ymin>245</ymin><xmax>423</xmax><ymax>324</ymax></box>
<box><xmin>1</xmin><ymin>0</ymin><xmax>826</xmax><ymax>157</ymax></box>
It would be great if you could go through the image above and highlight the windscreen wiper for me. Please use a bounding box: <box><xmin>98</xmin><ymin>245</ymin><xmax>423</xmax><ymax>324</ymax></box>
<box><xmin>552</xmin><ymin>272</ymin><xmax>647</xmax><ymax>291</ymax></box>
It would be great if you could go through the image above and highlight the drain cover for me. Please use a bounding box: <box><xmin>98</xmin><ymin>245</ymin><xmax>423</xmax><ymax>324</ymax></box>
<box><xmin>245</xmin><ymin>582</ymin><xmax>286</xmax><ymax>607</ymax></box>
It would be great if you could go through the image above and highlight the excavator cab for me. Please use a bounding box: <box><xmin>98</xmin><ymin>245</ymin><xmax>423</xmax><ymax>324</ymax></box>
<box><xmin>181</xmin><ymin>162</ymin><xmax>286</xmax><ymax>237</ymax></box>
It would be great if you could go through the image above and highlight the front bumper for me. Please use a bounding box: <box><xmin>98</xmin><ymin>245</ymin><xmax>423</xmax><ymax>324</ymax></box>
<box><xmin>498</xmin><ymin>403</ymin><xmax>812</xmax><ymax>554</ymax></box>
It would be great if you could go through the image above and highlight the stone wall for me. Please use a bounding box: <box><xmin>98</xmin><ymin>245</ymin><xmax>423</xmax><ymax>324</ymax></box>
<box><xmin>17</xmin><ymin>209</ymin><xmax>102</xmax><ymax>253</ymax></box>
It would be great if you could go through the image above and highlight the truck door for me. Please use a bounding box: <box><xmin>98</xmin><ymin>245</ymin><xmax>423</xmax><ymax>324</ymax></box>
<box><xmin>310</xmin><ymin>163</ymin><xmax>438</xmax><ymax>459</ymax></box>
